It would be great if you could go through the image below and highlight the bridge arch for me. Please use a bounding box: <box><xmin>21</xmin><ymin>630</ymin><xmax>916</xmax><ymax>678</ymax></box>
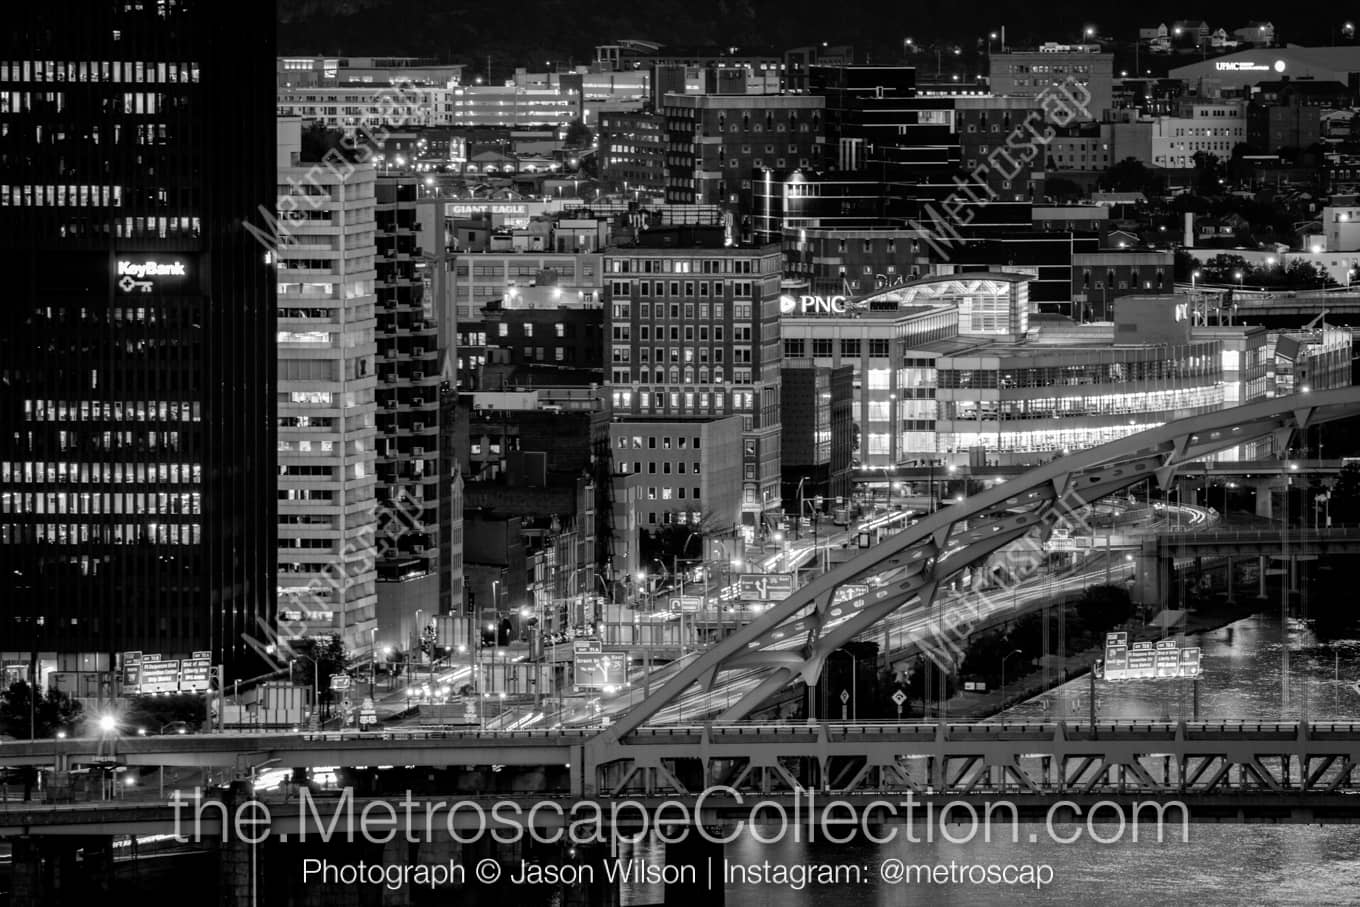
<box><xmin>594</xmin><ymin>387</ymin><xmax>1360</xmax><ymax>745</ymax></box>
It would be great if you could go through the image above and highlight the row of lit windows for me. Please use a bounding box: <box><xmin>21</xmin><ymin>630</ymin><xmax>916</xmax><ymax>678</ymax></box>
<box><xmin>618</xmin><ymin>460</ymin><xmax>703</xmax><ymax>476</ymax></box>
<box><xmin>937</xmin><ymin>354</ymin><xmax>1219</xmax><ymax>389</ymax></box>
<box><xmin>26</xmin><ymin>400</ymin><xmax>201</xmax><ymax>422</ymax></box>
<box><xmin>1</xmin><ymin>522</ymin><xmax>201</xmax><ymax>545</ymax></box>
<box><xmin>606</xmin><ymin>258</ymin><xmax>764</xmax><ymax>274</ymax></box>
<box><xmin>0</xmin><ymin>61</ymin><xmax>198</xmax><ymax>84</ymax></box>
<box><xmin>939</xmin><ymin>387</ymin><xmax>1223</xmax><ymax>421</ymax></box>
<box><xmin>56</xmin><ymin>216</ymin><xmax>201</xmax><ymax>239</ymax></box>
<box><xmin>612</xmin><ymin>389</ymin><xmax>739</xmax><ymax>415</ymax></box>
<box><xmin>641</xmin><ymin>510</ymin><xmax>706</xmax><ymax>526</ymax></box>
<box><xmin>1</xmin><ymin>491</ymin><xmax>200</xmax><ymax>515</ymax></box>
<box><xmin>939</xmin><ymin>425</ymin><xmax>1153</xmax><ymax>454</ymax></box>
<box><xmin>785</xmin><ymin>338</ymin><xmax>894</xmax><ymax>358</ymax></box>
<box><xmin>1</xmin><ymin>184</ymin><xmax>123</xmax><ymax>207</ymax></box>
<box><xmin>1</xmin><ymin>461</ymin><xmax>201</xmax><ymax>484</ymax></box>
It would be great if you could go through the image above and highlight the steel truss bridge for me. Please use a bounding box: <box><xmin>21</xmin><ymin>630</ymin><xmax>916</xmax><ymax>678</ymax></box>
<box><xmin>7</xmin><ymin>390</ymin><xmax>1360</xmax><ymax>808</ymax></box>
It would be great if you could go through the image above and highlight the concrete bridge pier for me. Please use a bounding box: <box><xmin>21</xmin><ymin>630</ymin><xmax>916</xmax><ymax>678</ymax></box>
<box><xmin>1258</xmin><ymin>555</ymin><xmax>1269</xmax><ymax>599</ymax></box>
<box><xmin>218</xmin><ymin>780</ymin><xmax>256</xmax><ymax>907</ymax></box>
<box><xmin>8</xmin><ymin>834</ymin><xmax>114</xmax><ymax>907</ymax></box>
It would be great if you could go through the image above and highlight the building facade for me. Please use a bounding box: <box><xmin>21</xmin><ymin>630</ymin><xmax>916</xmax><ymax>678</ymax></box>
<box><xmin>0</xmin><ymin>2</ymin><xmax>277</xmax><ymax>682</ymax></box>
<box><xmin>987</xmin><ymin>46</ymin><xmax>1113</xmax><ymax>121</ymax></box>
<box><xmin>660</xmin><ymin>94</ymin><xmax>825</xmax><ymax>209</ymax></box>
<box><xmin>374</xmin><ymin>177</ymin><xmax>454</xmax><ymax>638</ymax></box>
<box><xmin>599</xmin><ymin>110</ymin><xmax>667</xmax><ymax>192</ymax></box>
<box><xmin>275</xmin><ymin>119</ymin><xmax>379</xmax><ymax>656</ymax></box>
<box><xmin>603</xmin><ymin>233</ymin><xmax>784</xmax><ymax>538</ymax></box>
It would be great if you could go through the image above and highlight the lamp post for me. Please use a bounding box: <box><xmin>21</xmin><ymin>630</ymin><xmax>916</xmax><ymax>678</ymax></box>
<box><xmin>1001</xmin><ymin>649</ymin><xmax>1024</xmax><ymax>710</ymax></box>
<box><xmin>368</xmin><ymin>627</ymin><xmax>378</xmax><ymax>702</ymax></box>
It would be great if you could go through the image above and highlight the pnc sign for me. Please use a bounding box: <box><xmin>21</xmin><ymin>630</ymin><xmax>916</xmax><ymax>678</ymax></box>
<box><xmin>779</xmin><ymin>293</ymin><xmax>850</xmax><ymax>316</ymax></box>
<box><xmin>116</xmin><ymin>259</ymin><xmax>188</xmax><ymax>294</ymax></box>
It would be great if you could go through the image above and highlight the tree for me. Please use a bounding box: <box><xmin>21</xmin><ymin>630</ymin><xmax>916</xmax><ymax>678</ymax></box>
<box><xmin>0</xmin><ymin>682</ymin><xmax>82</xmax><ymax>740</ymax></box>
<box><xmin>1075</xmin><ymin>584</ymin><xmax>1132</xmax><ymax>635</ymax></box>
<box><xmin>1044</xmin><ymin>176</ymin><xmax>1084</xmax><ymax>202</ymax></box>
<box><xmin>287</xmin><ymin>636</ymin><xmax>349</xmax><ymax>717</ymax></box>
<box><xmin>1099</xmin><ymin>157</ymin><xmax>1160</xmax><ymax>195</ymax></box>
<box><xmin>1329</xmin><ymin>463</ymin><xmax>1360</xmax><ymax>526</ymax></box>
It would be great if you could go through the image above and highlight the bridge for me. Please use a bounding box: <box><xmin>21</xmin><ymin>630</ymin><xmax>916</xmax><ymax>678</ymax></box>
<box><xmin>7</xmin><ymin>721</ymin><xmax>1360</xmax><ymax>806</ymax></box>
<box><xmin>6</xmin><ymin>392</ymin><xmax>1360</xmax><ymax>790</ymax></box>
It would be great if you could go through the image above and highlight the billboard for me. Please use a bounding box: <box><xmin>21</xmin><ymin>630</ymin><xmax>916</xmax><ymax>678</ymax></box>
<box><xmin>574</xmin><ymin>652</ymin><xmax>628</xmax><ymax>690</ymax></box>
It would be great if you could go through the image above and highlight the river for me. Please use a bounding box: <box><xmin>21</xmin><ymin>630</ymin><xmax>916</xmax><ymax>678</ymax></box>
<box><xmin>716</xmin><ymin>607</ymin><xmax>1360</xmax><ymax>905</ymax></box>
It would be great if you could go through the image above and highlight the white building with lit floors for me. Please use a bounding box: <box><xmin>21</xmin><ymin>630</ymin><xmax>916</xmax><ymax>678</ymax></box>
<box><xmin>274</xmin><ymin>118</ymin><xmax>380</xmax><ymax>654</ymax></box>
<box><xmin>781</xmin><ymin>276</ymin><xmax>1267</xmax><ymax>468</ymax></box>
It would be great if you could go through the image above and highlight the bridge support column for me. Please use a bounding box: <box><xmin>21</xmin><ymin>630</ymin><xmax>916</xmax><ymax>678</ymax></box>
<box><xmin>1133</xmin><ymin>543</ymin><xmax>1168</xmax><ymax>612</ymax></box>
<box><xmin>218</xmin><ymin>780</ymin><xmax>256</xmax><ymax>907</ymax></box>
<box><xmin>9</xmin><ymin>837</ymin><xmax>47</xmax><ymax>907</ymax></box>
<box><xmin>1258</xmin><ymin>556</ymin><xmax>1269</xmax><ymax>599</ymax></box>
<box><xmin>1289</xmin><ymin>557</ymin><xmax>1300</xmax><ymax>595</ymax></box>
<box><xmin>1225</xmin><ymin>557</ymin><xmax>1235</xmax><ymax>604</ymax></box>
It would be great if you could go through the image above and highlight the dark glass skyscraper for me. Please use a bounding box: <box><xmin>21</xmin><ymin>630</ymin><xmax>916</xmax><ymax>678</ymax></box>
<box><xmin>0</xmin><ymin>1</ymin><xmax>277</xmax><ymax>681</ymax></box>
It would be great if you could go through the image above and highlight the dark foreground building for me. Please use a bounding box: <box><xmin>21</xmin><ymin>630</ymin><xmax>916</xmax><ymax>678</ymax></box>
<box><xmin>0</xmin><ymin>2</ymin><xmax>277</xmax><ymax>682</ymax></box>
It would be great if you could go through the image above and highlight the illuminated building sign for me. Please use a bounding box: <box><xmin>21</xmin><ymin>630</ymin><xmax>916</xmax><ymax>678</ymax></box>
<box><xmin>115</xmin><ymin>259</ymin><xmax>188</xmax><ymax>294</ymax></box>
<box><xmin>1174</xmin><ymin>302</ymin><xmax>1189</xmax><ymax>322</ymax></box>
<box><xmin>1214</xmin><ymin>60</ymin><xmax>1285</xmax><ymax>73</ymax></box>
<box><xmin>780</xmin><ymin>293</ymin><xmax>849</xmax><ymax>315</ymax></box>
<box><xmin>447</xmin><ymin>203</ymin><xmax>529</xmax><ymax>216</ymax></box>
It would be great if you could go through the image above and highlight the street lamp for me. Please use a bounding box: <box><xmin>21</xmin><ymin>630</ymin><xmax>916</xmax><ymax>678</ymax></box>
<box><xmin>1235</xmin><ymin>270</ymin><xmax>1244</xmax><ymax>288</ymax></box>
<box><xmin>1001</xmin><ymin>649</ymin><xmax>1024</xmax><ymax>709</ymax></box>
<box><xmin>1191</xmin><ymin>270</ymin><xmax>1200</xmax><ymax>291</ymax></box>
<box><xmin>368</xmin><ymin>627</ymin><xmax>378</xmax><ymax>701</ymax></box>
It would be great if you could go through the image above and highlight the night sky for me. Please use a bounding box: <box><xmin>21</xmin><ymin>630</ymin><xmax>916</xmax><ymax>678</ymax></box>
<box><xmin>279</xmin><ymin>0</ymin><xmax>1345</xmax><ymax>69</ymax></box>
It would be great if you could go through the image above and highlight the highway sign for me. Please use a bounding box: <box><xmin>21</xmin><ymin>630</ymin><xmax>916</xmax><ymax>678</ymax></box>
<box><xmin>140</xmin><ymin>658</ymin><xmax>181</xmax><ymax>694</ymax></box>
<box><xmin>330</xmin><ymin>673</ymin><xmax>352</xmax><ymax>691</ymax></box>
<box><xmin>572</xmin><ymin>638</ymin><xmax>603</xmax><ymax>656</ymax></box>
<box><xmin>739</xmin><ymin>573</ymin><xmax>795</xmax><ymax>601</ymax></box>
<box><xmin>1103</xmin><ymin>636</ymin><xmax>1202</xmax><ymax>682</ymax></box>
<box><xmin>574</xmin><ymin>652</ymin><xmax>627</xmax><ymax>689</ymax></box>
<box><xmin>891</xmin><ymin>689</ymin><xmax>907</xmax><ymax>706</ymax></box>
<box><xmin>358</xmin><ymin>697</ymin><xmax>377</xmax><ymax>728</ymax></box>
<box><xmin>180</xmin><ymin>655</ymin><xmax>211</xmax><ymax>692</ymax></box>
<box><xmin>1154</xmin><ymin>639</ymin><xmax>1181</xmax><ymax>678</ymax></box>
<box><xmin>840</xmin><ymin>689</ymin><xmax>850</xmax><ymax>704</ymax></box>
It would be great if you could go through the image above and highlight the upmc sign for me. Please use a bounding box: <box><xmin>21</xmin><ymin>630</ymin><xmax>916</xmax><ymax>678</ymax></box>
<box><xmin>779</xmin><ymin>294</ymin><xmax>849</xmax><ymax>316</ymax></box>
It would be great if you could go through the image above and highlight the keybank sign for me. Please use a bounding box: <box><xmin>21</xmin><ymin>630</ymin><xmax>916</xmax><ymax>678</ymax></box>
<box><xmin>118</xmin><ymin>260</ymin><xmax>187</xmax><ymax>279</ymax></box>
<box><xmin>780</xmin><ymin>294</ymin><xmax>849</xmax><ymax>315</ymax></box>
<box><xmin>116</xmin><ymin>259</ymin><xmax>188</xmax><ymax>294</ymax></box>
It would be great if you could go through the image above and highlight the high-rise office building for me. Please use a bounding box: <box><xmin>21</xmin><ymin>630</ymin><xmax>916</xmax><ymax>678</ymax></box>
<box><xmin>274</xmin><ymin>119</ymin><xmax>379</xmax><ymax>656</ymax></box>
<box><xmin>0</xmin><ymin>3</ymin><xmax>277</xmax><ymax>681</ymax></box>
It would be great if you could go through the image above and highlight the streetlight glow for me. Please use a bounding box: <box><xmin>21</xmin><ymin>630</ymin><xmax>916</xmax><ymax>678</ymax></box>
<box><xmin>98</xmin><ymin>714</ymin><xmax>117</xmax><ymax>733</ymax></box>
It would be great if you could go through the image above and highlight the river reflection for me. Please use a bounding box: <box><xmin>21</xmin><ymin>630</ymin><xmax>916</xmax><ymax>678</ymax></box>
<box><xmin>721</xmin><ymin>610</ymin><xmax>1360</xmax><ymax>905</ymax></box>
